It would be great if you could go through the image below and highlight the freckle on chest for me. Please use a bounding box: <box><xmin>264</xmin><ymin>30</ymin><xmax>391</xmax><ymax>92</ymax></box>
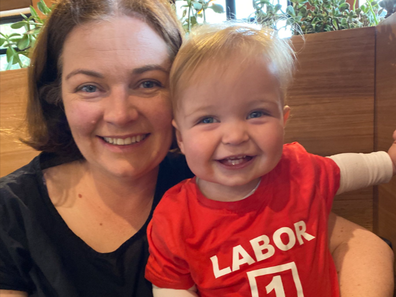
<box><xmin>78</xmin><ymin>194</ymin><xmax>82</xmax><ymax>198</ymax></box>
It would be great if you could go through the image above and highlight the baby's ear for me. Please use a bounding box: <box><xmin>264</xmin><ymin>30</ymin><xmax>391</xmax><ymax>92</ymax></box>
<box><xmin>172</xmin><ymin>119</ymin><xmax>185</xmax><ymax>154</ymax></box>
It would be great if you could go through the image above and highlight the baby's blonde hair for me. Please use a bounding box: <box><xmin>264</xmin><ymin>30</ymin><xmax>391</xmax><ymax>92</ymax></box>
<box><xmin>170</xmin><ymin>23</ymin><xmax>296</xmax><ymax>109</ymax></box>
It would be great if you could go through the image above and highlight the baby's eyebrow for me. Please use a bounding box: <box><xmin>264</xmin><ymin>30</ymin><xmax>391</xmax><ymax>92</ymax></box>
<box><xmin>183</xmin><ymin>105</ymin><xmax>216</xmax><ymax>119</ymax></box>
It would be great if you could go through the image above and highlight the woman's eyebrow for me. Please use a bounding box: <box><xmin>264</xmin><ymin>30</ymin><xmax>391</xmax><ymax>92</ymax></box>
<box><xmin>65</xmin><ymin>69</ymin><xmax>104</xmax><ymax>80</ymax></box>
<box><xmin>132</xmin><ymin>64</ymin><xmax>169</xmax><ymax>75</ymax></box>
<box><xmin>65</xmin><ymin>65</ymin><xmax>169</xmax><ymax>80</ymax></box>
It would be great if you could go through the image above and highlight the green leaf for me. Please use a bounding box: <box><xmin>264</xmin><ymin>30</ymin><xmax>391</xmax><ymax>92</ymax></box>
<box><xmin>30</xmin><ymin>6</ymin><xmax>40</xmax><ymax>20</ymax></box>
<box><xmin>12</xmin><ymin>53</ymin><xmax>21</xmax><ymax>65</ymax></box>
<box><xmin>339</xmin><ymin>2</ymin><xmax>350</xmax><ymax>11</ymax></box>
<box><xmin>9</xmin><ymin>33</ymin><xmax>21</xmax><ymax>39</ymax></box>
<box><xmin>286</xmin><ymin>6</ymin><xmax>296</xmax><ymax>16</ymax></box>
<box><xmin>210</xmin><ymin>3</ymin><xmax>224</xmax><ymax>13</ymax></box>
<box><xmin>32</xmin><ymin>28</ymin><xmax>42</xmax><ymax>34</ymax></box>
<box><xmin>190</xmin><ymin>15</ymin><xmax>197</xmax><ymax>26</ymax></box>
<box><xmin>6</xmin><ymin>47</ymin><xmax>16</xmax><ymax>62</ymax></box>
<box><xmin>11</xmin><ymin>21</ymin><xmax>26</xmax><ymax>29</ymax></box>
<box><xmin>17</xmin><ymin>35</ymin><xmax>30</xmax><ymax>50</ymax></box>
<box><xmin>193</xmin><ymin>2</ymin><xmax>202</xmax><ymax>10</ymax></box>
<box><xmin>6</xmin><ymin>58</ymin><xmax>14</xmax><ymax>70</ymax></box>
<box><xmin>299</xmin><ymin>6</ymin><xmax>308</xmax><ymax>14</ymax></box>
<box><xmin>41</xmin><ymin>0</ymin><xmax>52</xmax><ymax>14</ymax></box>
<box><xmin>37</xmin><ymin>1</ymin><xmax>46</xmax><ymax>14</ymax></box>
<box><xmin>286</xmin><ymin>18</ymin><xmax>294</xmax><ymax>25</ymax></box>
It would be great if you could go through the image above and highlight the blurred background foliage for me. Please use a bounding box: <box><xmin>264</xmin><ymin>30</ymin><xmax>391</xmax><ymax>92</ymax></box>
<box><xmin>0</xmin><ymin>0</ymin><xmax>395</xmax><ymax>70</ymax></box>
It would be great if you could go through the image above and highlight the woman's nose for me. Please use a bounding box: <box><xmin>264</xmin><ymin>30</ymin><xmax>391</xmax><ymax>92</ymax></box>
<box><xmin>103</xmin><ymin>88</ymin><xmax>139</xmax><ymax>126</ymax></box>
<box><xmin>221</xmin><ymin>122</ymin><xmax>249</xmax><ymax>145</ymax></box>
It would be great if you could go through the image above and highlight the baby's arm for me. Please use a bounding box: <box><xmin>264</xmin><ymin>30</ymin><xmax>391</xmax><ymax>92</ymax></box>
<box><xmin>153</xmin><ymin>285</ymin><xmax>198</xmax><ymax>297</ymax></box>
<box><xmin>328</xmin><ymin>130</ymin><xmax>396</xmax><ymax>194</ymax></box>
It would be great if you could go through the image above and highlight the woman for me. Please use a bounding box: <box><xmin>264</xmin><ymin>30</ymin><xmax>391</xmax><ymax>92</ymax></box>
<box><xmin>0</xmin><ymin>0</ymin><xmax>393</xmax><ymax>296</ymax></box>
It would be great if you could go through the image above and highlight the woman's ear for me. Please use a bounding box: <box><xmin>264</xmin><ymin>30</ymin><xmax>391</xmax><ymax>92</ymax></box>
<box><xmin>172</xmin><ymin>119</ymin><xmax>185</xmax><ymax>154</ymax></box>
<box><xmin>283</xmin><ymin>105</ymin><xmax>291</xmax><ymax>126</ymax></box>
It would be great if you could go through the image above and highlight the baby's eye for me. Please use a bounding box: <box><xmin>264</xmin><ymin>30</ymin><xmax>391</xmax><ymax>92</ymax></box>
<box><xmin>199</xmin><ymin>117</ymin><xmax>216</xmax><ymax>124</ymax></box>
<box><xmin>79</xmin><ymin>85</ymin><xmax>98</xmax><ymax>93</ymax></box>
<box><xmin>247</xmin><ymin>111</ymin><xmax>266</xmax><ymax>119</ymax></box>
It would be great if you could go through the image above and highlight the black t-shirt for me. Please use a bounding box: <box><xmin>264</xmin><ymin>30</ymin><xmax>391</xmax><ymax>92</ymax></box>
<box><xmin>0</xmin><ymin>152</ymin><xmax>192</xmax><ymax>297</ymax></box>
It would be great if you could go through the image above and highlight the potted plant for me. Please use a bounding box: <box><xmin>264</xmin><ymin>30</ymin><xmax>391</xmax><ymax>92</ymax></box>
<box><xmin>0</xmin><ymin>0</ymin><xmax>52</xmax><ymax>70</ymax></box>
<box><xmin>175</xmin><ymin>0</ymin><xmax>225</xmax><ymax>32</ymax></box>
<box><xmin>251</xmin><ymin>0</ymin><xmax>393</xmax><ymax>35</ymax></box>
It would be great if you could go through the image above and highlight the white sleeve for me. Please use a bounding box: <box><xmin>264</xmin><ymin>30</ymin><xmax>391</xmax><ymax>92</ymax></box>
<box><xmin>153</xmin><ymin>285</ymin><xmax>198</xmax><ymax>297</ymax></box>
<box><xmin>327</xmin><ymin>151</ymin><xmax>393</xmax><ymax>195</ymax></box>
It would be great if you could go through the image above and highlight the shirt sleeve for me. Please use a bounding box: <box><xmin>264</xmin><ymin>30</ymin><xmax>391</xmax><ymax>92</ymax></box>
<box><xmin>145</xmin><ymin>188</ymin><xmax>195</xmax><ymax>290</ymax></box>
<box><xmin>307</xmin><ymin>150</ymin><xmax>340</xmax><ymax>213</ymax></box>
<box><xmin>283</xmin><ymin>143</ymin><xmax>341</xmax><ymax>214</ymax></box>
<box><xmin>328</xmin><ymin>151</ymin><xmax>393</xmax><ymax>194</ymax></box>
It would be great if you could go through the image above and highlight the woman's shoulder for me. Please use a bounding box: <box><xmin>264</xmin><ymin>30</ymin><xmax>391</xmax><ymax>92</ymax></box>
<box><xmin>0</xmin><ymin>154</ymin><xmax>42</xmax><ymax>201</ymax></box>
<box><xmin>0</xmin><ymin>152</ymin><xmax>78</xmax><ymax>211</ymax></box>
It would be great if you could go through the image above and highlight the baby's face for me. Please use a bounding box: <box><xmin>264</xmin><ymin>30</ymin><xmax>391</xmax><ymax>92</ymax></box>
<box><xmin>173</xmin><ymin>57</ymin><xmax>289</xmax><ymax>197</ymax></box>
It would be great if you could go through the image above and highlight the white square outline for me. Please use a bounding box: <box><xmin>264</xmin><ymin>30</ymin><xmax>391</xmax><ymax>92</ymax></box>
<box><xmin>247</xmin><ymin>261</ymin><xmax>304</xmax><ymax>297</ymax></box>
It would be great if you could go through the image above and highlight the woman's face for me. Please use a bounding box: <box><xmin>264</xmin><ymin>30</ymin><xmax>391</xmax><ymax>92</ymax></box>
<box><xmin>61</xmin><ymin>16</ymin><xmax>173</xmax><ymax>180</ymax></box>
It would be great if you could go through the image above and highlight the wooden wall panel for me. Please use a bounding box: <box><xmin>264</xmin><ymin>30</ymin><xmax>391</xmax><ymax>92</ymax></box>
<box><xmin>0</xmin><ymin>0</ymin><xmax>31</xmax><ymax>11</ymax></box>
<box><xmin>0</xmin><ymin>68</ymin><xmax>38</xmax><ymax>177</ymax></box>
<box><xmin>375</xmin><ymin>13</ymin><xmax>396</xmax><ymax>245</ymax></box>
<box><xmin>286</xmin><ymin>27</ymin><xmax>376</xmax><ymax>230</ymax></box>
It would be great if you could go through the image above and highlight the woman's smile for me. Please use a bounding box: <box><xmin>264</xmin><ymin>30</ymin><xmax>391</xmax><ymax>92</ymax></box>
<box><xmin>101</xmin><ymin>134</ymin><xmax>149</xmax><ymax>146</ymax></box>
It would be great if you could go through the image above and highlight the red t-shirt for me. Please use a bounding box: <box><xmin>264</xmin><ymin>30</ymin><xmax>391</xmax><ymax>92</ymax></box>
<box><xmin>146</xmin><ymin>143</ymin><xmax>340</xmax><ymax>297</ymax></box>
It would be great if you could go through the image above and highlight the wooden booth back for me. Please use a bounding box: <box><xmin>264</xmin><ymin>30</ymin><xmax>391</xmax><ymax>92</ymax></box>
<box><xmin>0</xmin><ymin>69</ymin><xmax>38</xmax><ymax>176</ymax></box>
<box><xmin>1</xmin><ymin>14</ymin><xmax>396</xmax><ymax>234</ymax></box>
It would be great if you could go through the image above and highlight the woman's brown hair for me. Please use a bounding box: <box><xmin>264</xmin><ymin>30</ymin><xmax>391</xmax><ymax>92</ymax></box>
<box><xmin>24</xmin><ymin>0</ymin><xmax>183</xmax><ymax>156</ymax></box>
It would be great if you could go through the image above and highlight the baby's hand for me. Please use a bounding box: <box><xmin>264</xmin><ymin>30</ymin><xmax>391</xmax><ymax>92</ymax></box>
<box><xmin>388</xmin><ymin>130</ymin><xmax>396</xmax><ymax>175</ymax></box>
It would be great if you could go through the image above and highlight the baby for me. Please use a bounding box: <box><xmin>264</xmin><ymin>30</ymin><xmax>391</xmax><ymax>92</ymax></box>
<box><xmin>145</xmin><ymin>23</ymin><xmax>396</xmax><ymax>297</ymax></box>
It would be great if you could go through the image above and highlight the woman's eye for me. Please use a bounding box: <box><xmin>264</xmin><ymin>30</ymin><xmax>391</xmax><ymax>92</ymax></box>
<box><xmin>199</xmin><ymin>117</ymin><xmax>216</xmax><ymax>124</ymax></box>
<box><xmin>247</xmin><ymin>111</ymin><xmax>265</xmax><ymax>119</ymax></box>
<box><xmin>140</xmin><ymin>81</ymin><xmax>161</xmax><ymax>89</ymax></box>
<box><xmin>79</xmin><ymin>85</ymin><xmax>98</xmax><ymax>93</ymax></box>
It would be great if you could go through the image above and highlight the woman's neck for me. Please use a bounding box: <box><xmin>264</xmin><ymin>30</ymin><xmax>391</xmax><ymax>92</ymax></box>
<box><xmin>44</xmin><ymin>160</ymin><xmax>160</xmax><ymax>253</ymax></box>
<box><xmin>81</xmin><ymin>160</ymin><xmax>159</xmax><ymax>215</ymax></box>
